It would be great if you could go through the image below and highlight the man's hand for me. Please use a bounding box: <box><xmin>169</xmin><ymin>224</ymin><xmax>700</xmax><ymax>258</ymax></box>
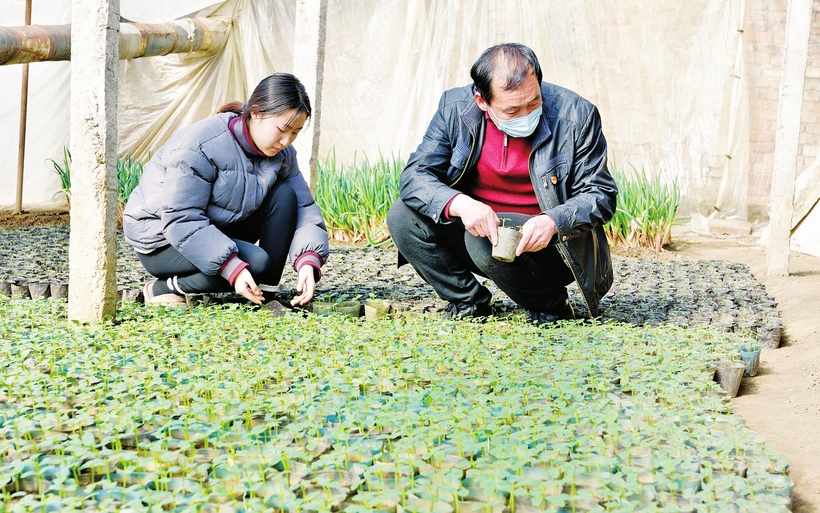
<box><xmin>516</xmin><ymin>214</ymin><xmax>558</xmax><ymax>255</ymax></box>
<box><xmin>291</xmin><ymin>265</ymin><xmax>317</xmax><ymax>306</ymax></box>
<box><xmin>449</xmin><ymin>194</ymin><xmax>500</xmax><ymax>245</ymax></box>
<box><xmin>234</xmin><ymin>268</ymin><xmax>264</xmax><ymax>305</ymax></box>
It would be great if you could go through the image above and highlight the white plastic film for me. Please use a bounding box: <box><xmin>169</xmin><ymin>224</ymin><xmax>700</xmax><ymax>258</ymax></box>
<box><xmin>0</xmin><ymin>0</ymin><xmax>794</xmax><ymax>228</ymax></box>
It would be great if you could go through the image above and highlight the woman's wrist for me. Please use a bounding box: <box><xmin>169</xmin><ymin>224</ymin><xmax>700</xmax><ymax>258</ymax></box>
<box><xmin>219</xmin><ymin>253</ymin><xmax>249</xmax><ymax>285</ymax></box>
<box><xmin>294</xmin><ymin>251</ymin><xmax>323</xmax><ymax>281</ymax></box>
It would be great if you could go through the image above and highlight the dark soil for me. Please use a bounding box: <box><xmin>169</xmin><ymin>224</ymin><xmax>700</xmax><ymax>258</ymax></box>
<box><xmin>0</xmin><ymin>222</ymin><xmax>781</xmax><ymax>346</ymax></box>
<box><xmin>0</xmin><ymin>210</ymin><xmax>70</xmax><ymax>228</ymax></box>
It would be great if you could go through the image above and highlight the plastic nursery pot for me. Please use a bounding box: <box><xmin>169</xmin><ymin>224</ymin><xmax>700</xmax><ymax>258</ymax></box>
<box><xmin>28</xmin><ymin>282</ymin><xmax>50</xmax><ymax>300</ymax></box>
<box><xmin>740</xmin><ymin>343</ymin><xmax>762</xmax><ymax>377</ymax></box>
<box><xmin>312</xmin><ymin>301</ymin><xmax>335</xmax><ymax>316</ymax></box>
<box><xmin>492</xmin><ymin>225</ymin><xmax>521</xmax><ymax>263</ymax></box>
<box><xmin>119</xmin><ymin>287</ymin><xmax>143</xmax><ymax>303</ymax></box>
<box><xmin>0</xmin><ymin>281</ymin><xmax>11</xmax><ymax>297</ymax></box>
<box><xmin>757</xmin><ymin>321</ymin><xmax>783</xmax><ymax>349</ymax></box>
<box><xmin>364</xmin><ymin>298</ymin><xmax>392</xmax><ymax>320</ymax></box>
<box><xmin>714</xmin><ymin>361</ymin><xmax>747</xmax><ymax>398</ymax></box>
<box><xmin>673</xmin><ymin>471</ymin><xmax>703</xmax><ymax>494</ymax></box>
<box><xmin>335</xmin><ymin>300</ymin><xmax>361</xmax><ymax>318</ymax></box>
<box><xmin>49</xmin><ymin>281</ymin><xmax>68</xmax><ymax>299</ymax></box>
<box><xmin>10</xmin><ymin>283</ymin><xmax>30</xmax><ymax>299</ymax></box>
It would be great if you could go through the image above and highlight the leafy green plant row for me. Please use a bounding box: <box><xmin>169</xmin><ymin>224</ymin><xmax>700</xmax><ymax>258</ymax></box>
<box><xmin>0</xmin><ymin>297</ymin><xmax>791</xmax><ymax>512</ymax></box>
<box><xmin>315</xmin><ymin>151</ymin><xmax>402</xmax><ymax>247</ymax></box>
<box><xmin>604</xmin><ymin>161</ymin><xmax>683</xmax><ymax>253</ymax></box>
<box><xmin>48</xmin><ymin>147</ymin><xmax>148</xmax><ymax>221</ymax></box>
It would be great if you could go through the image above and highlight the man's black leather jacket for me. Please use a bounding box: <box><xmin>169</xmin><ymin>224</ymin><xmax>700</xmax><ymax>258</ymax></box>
<box><xmin>398</xmin><ymin>82</ymin><xmax>618</xmax><ymax>316</ymax></box>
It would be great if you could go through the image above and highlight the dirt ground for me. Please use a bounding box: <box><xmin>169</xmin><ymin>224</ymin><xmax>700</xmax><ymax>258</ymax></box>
<box><xmin>0</xmin><ymin>210</ymin><xmax>71</xmax><ymax>228</ymax></box>
<box><xmin>2</xmin><ymin>210</ymin><xmax>819</xmax><ymax>511</ymax></box>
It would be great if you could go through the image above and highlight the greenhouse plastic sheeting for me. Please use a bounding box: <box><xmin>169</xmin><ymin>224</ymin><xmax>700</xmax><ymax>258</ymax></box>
<box><xmin>0</xmin><ymin>0</ymin><xmax>774</xmax><ymax>226</ymax></box>
<box><xmin>0</xmin><ymin>0</ymin><xmax>292</xmax><ymax>211</ymax></box>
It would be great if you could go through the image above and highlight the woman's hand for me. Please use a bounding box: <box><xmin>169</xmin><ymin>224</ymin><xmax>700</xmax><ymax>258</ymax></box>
<box><xmin>291</xmin><ymin>265</ymin><xmax>317</xmax><ymax>306</ymax></box>
<box><xmin>234</xmin><ymin>268</ymin><xmax>264</xmax><ymax>305</ymax></box>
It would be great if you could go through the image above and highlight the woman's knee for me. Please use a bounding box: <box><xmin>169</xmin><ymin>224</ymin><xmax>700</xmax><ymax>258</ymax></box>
<box><xmin>387</xmin><ymin>199</ymin><xmax>407</xmax><ymax>226</ymax></box>
<box><xmin>269</xmin><ymin>182</ymin><xmax>297</xmax><ymax>212</ymax></box>
<box><xmin>236</xmin><ymin>242</ymin><xmax>272</xmax><ymax>274</ymax></box>
<box><xmin>255</xmin><ymin>182</ymin><xmax>298</xmax><ymax>221</ymax></box>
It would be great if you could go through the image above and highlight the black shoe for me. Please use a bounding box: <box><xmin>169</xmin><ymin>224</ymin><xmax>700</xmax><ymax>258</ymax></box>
<box><xmin>443</xmin><ymin>300</ymin><xmax>492</xmax><ymax>320</ymax></box>
<box><xmin>526</xmin><ymin>300</ymin><xmax>575</xmax><ymax>326</ymax></box>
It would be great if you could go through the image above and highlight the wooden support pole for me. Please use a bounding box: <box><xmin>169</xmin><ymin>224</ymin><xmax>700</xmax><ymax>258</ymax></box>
<box><xmin>767</xmin><ymin>0</ymin><xmax>813</xmax><ymax>277</ymax></box>
<box><xmin>14</xmin><ymin>0</ymin><xmax>32</xmax><ymax>214</ymax></box>
<box><xmin>292</xmin><ymin>0</ymin><xmax>328</xmax><ymax>193</ymax></box>
<box><xmin>68</xmin><ymin>0</ymin><xmax>120</xmax><ymax>322</ymax></box>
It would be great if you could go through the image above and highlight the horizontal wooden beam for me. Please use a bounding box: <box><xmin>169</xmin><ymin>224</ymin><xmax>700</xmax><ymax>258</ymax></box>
<box><xmin>0</xmin><ymin>17</ymin><xmax>229</xmax><ymax>66</ymax></box>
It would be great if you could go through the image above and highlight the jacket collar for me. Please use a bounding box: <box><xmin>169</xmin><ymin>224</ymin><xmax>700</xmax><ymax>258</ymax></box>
<box><xmin>531</xmin><ymin>112</ymin><xmax>551</xmax><ymax>147</ymax></box>
<box><xmin>228</xmin><ymin>115</ymin><xmax>267</xmax><ymax>157</ymax></box>
<box><xmin>530</xmin><ymin>84</ymin><xmax>553</xmax><ymax>146</ymax></box>
<box><xmin>460</xmin><ymin>98</ymin><xmax>484</xmax><ymax>130</ymax></box>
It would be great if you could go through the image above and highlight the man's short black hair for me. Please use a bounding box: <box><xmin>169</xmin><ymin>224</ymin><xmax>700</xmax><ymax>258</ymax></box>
<box><xmin>470</xmin><ymin>43</ymin><xmax>543</xmax><ymax>104</ymax></box>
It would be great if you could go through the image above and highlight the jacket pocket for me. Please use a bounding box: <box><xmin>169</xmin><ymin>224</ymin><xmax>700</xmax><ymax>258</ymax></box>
<box><xmin>537</xmin><ymin>153</ymin><xmax>570</xmax><ymax>180</ymax></box>
<box><xmin>533</xmin><ymin>153</ymin><xmax>570</xmax><ymax>198</ymax></box>
<box><xmin>451</xmin><ymin>138</ymin><xmax>471</xmax><ymax>170</ymax></box>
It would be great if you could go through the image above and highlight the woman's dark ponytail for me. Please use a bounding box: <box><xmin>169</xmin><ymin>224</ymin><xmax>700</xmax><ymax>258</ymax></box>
<box><xmin>216</xmin><ymin>101</ymin><xmax>244</xmax><ymax>115</ymax></box>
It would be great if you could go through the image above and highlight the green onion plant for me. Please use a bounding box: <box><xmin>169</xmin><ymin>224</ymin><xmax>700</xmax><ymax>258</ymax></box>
<box><xmin>47</xmin><ymin>146</ymin><xmax>72</xmax><ymax>207</ymax></box>
<box><xmin>315</xmin><ymin>150</ymin><xmax>403</xmax><ymax>247</ymax></box>
<box><xmin>47</xmin><ymin>146</ymin><xmax>148</xmax><ymax>223</ymax></box>
<box><xmin>604</xmin><ymin>160</ymin><xmax>682</xmax><ymax>253</ymax></box>
<box><xmin>117</xmin><ymin>152</ymin><xmax>148</xmax><ymax>206</ymax></box>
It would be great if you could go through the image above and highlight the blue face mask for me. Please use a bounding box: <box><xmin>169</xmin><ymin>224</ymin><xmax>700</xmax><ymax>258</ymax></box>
<box><xmin>489</xmin><ymin>105</ymin><xmax>542</xmax><ymax>138</ymax></box>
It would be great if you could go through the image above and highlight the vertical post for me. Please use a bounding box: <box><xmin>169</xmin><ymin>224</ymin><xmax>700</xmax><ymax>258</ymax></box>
<box><xmin>14</xmin><ymin>0</ymin><xmax>32</xmax><ymax>214</ymax></box>
<box><xmin>767</xmin><ymin>0</ymin><xmax>813</xmax><ymax>277</ymax></box>
<box><xmin>68</xmin><ymin>0</ymin><xmax>120</xmax><ymax>322</ymax></box>
<box><xmin>292</xmin><ymin>0</ymin><xmax>328</xmax><ymax>193</ymax></box>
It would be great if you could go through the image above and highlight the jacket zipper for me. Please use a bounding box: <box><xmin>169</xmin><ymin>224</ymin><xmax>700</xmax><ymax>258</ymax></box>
<box><xmin>541</xmin><ymin>174</ymin><xmax>594</xmax><ymax>316</ymax></box>
<box><xmin>502</xmin><ymin>134</ymin><xmax>508</xmax><ymax>169</ymax></box>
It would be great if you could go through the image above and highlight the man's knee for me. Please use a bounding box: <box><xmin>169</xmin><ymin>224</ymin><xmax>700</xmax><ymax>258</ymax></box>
<box><xmin>464</xmin><ymin>232</ymin><xmax>497</xmax><ymax>272</ymax></box>
<box><xmin>387</xmin><ymin>200</ymin><xmax>423</xmax><ymax>246</ymax></box>
<box><xmin>387</xmin><ymin>200</ymin><xmax>409</xmax><ymax>230</ymax></box>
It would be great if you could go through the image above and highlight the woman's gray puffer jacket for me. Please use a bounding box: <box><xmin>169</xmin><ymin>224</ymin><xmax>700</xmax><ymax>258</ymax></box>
<box><xmin>123</xmin><ymin>113</ymin><xmax>329</xmax><ymax>277</ymax></box>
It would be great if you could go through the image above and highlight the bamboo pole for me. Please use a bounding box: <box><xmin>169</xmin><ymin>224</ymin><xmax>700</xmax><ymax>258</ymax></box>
<box><xmin>292</xmin><ymin>0</ymin><xmax>328</xmax><ymax>193</ymax></box>
<box><xmin>14</xmin><ymin>0</ymin><xmax>32</xmax><ymax>213</ymax></box>
<box><xmin>0</xmin><ymin>17</ymin><xmax>229</xmax><ymax>66</ymax></box>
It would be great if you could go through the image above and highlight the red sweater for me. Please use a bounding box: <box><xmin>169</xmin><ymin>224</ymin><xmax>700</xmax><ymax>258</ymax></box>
<box><xmin>468</xmin><ymin>113</ymin><xmax>541</xmax><ymax>215</ymax></box>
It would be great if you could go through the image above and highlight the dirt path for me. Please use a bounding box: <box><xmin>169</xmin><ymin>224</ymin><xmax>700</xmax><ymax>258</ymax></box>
<box><xmin>616</xmin><ymin>232</ymin><xmax>820</xmax><ymax>513</ymax></box>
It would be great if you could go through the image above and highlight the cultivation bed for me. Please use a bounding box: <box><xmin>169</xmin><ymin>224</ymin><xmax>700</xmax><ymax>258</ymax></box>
<box><xmin>0</xmin><ymin>227</ymin><xmax>783</xmax><ymax>349</ymax></box>
<box><xmin>0</xmin><ymin>226</ymin><xmax>792</xmax><ymax>512</ymax></box>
